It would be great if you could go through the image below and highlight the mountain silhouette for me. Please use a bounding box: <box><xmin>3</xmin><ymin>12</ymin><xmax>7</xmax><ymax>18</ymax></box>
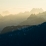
<box><xmin>0</xmin><ymin>8</ymin><xmax>45</xmax><ymax>31</ymax></box>
<box><xmin>30</xmin><ymin>8</ymin><xmax>44</xmax><ymax>14</ymax></box>
<box><xmin>1</xmin><ymin>13</ymin><xmax>46</xmax><ymax>33</ymax></box>
<box><xmin>0</xmin><ymin>14</ymin><xmax>28</xmax><ymax>31</ymax></box>
<box><xmin>19</xmin><ymin>14</ymin><xmax>45</xmax><ymax>25</ymax></box>
<box><xmin>37</xmin><ymin>11</ymin><xmax>46</xmax><ymax>20</ymax></box>
<box><xmin>0</xmin><ymin>22</ymin><xmax>46</xmax><ymax>46</ymax></box>
<box><xmin>1</xmin><ymin>25</ymin><xmax>30</xmax><ymax>34</ymax></box>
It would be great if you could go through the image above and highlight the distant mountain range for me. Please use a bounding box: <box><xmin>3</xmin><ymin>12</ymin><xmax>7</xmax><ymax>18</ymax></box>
<box><xmin>19</xmin><ymin>14</ymin><xmax>45</xmax><ymax>25</ymax></box>
<box><xmin>0</xmin><ymin>22</ymin><xmax>46</xmax><ymax>46</ymax></box>
<box><xmin>0</xmin><ymin>8</ymin><xmax>45</xmax><ymax>31</ymax></box>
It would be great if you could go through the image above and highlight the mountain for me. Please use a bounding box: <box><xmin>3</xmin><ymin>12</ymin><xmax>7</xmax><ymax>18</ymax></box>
<box><xmin>0</xmin><ymin>8</ymin><xmax>45</xmax><ymax>31</ymax></box>
<box><xmin>0</xmin><ymin>14</ymin><xmax>3</xmax><ymax>19</ymax></box>
<box><xmin>19</xmin><ymin>14</ymin><xmax>46</xmax><ymax>25</ymax></box>
<box><xmin>1</xmin><ymin>13</ymin><xmax>46</xmax><ymax>34</ymax></box>
<box><xmin>37</xmin><ymin>11</ymin><xmax>46</xmax><ymax>20</ymax></box>
<box><xmin>0</xmin><ymin>22</ymin><xmax>46</xmax><ymax>46</ymax></box>
<box><xmin>0</xmin><ymin>14</ymin><xmax>28</xmax><ymax>31</ymax></box>
<box><xmin>30</xmin><ymin>8</ymin><xmax>44</xmax><ymax>14</ymax></box>
<box><xmin>1</xmin><ymin>25</ymin><xmax>30</xmax><ymax>34</ymax></box>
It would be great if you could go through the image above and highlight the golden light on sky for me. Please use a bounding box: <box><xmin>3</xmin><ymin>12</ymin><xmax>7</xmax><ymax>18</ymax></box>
<box><xmin>0</xmin><ymin>0</ymin><xmax>46</xmax><ymax>16</ymax></box>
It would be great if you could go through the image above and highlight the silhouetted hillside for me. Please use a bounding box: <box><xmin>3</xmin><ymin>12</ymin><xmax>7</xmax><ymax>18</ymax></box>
<box><xmin>0</xmin><ymin>22</ymin><xmax>46</xmax><ymax>46</ymax></box>
<box><xmin>1</xmin><ymin>25</ymin><xmax>30</xmax><ymax>34</ymax></box>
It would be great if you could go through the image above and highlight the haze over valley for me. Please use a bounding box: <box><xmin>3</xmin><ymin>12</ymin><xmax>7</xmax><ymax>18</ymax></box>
<box><xmin>0</xmin><ymin>0</ymin><xmax>46</xmax><ymax>46</ymax></box>
<box><xmin>0</xmin><ymin>8</ymin><xmax>45</xmax><ymax>31</ymax></box>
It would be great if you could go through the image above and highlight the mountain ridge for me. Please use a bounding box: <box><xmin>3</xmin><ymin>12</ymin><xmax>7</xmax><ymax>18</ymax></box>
<box><xmin>0</xmin><ymin>22</ymin><xmax>46</xmax><ymax>46</ymax></box>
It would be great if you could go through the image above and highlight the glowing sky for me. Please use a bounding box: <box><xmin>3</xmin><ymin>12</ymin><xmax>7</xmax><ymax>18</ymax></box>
<box><xmin>0</xmin><ymin>0</ymin><xmax>46</xmax><ymax>15</ymax></box>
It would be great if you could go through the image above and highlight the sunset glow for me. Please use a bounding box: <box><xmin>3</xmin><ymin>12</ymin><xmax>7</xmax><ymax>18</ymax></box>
<box><xmin>0</xmin><ymin>0</ymin><xmax>46</xmax><ymax>16</ymax></box>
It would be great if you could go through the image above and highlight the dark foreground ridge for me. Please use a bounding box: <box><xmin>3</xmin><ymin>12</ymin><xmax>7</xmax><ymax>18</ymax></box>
<box><xmin>0</xmin><ymin>22</ymin><xmax>46</xmax><ymax>46</ymax></box>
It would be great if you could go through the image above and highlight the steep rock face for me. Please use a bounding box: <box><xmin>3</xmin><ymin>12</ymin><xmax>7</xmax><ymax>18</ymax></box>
<box><xmin>0</xmin><ymin>22</ymin><xmax>46</xmax><ymax>46</ymax></box>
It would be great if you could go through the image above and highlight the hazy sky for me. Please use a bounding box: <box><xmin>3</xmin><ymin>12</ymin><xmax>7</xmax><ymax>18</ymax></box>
<box><xmin>0</xmin><ymin>0</ymin><xmax>46</xmax><ymax>15</ymax></box>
